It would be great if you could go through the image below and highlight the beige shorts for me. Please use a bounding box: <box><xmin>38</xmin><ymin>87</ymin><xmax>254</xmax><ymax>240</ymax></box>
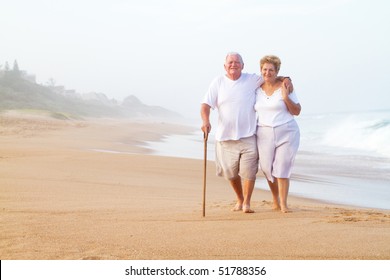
<box><xmin>215</xmin><ymin>135</ymin><xmax>258</xmax><ymax>181</ymax></box>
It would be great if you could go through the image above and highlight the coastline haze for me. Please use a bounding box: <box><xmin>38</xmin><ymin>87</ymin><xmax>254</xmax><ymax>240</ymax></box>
<box><xmin>1</xmin><ymin>0</ymin><xmax>390</xmax><ymax>119</ymax></box>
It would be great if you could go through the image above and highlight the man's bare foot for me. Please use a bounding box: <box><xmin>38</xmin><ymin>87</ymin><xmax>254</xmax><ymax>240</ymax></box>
<box><xmin>231</xmin><ymin>203</ymin><xmax>243</xmax><ymax>211</ymax></box>
<box><xmin>243</xmin><ymin>205</ymin><xmax>255</xmax><ymax>213</ymax></box>
<box><xmin>272</xmin><ymin>199</ymin><xmax>280</xmax><ymax>211</ymax></box>
<box><xmin>272</xmin><ymin>204</ymin><xmax>281</xmax><ymax>211</ymax></box>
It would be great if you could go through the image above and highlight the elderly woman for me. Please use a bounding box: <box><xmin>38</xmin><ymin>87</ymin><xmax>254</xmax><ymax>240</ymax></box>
<box><xmin>255</xmin><ymin>55</ymin><xmax>301</xmax><ymax>213</ymax></box>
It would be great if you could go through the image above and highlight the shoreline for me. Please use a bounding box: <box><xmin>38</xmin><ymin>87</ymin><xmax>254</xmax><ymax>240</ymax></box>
<box><xmin>1</xmin><ymin>112</ymin><xmax>390</xmax><ymax>260</ymax></box>
<box><xmin>127</xmin><ymin>131</ymin><xmax>390</xmax><ymax>211</ymax></box>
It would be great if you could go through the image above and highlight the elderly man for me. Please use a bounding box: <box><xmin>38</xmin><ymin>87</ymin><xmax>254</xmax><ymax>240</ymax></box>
<box><xmin>201</xmin><ymin>52</ymin><xmax>291</xmax><ymax>213</ymax></box>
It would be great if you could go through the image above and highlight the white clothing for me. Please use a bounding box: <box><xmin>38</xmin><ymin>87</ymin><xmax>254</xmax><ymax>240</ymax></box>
<box><xmin>202</xmin><ymin>73</ymin><xmax>262</xmax><ymax>141</ymax></box>
<box><xmin>256</xmin><ymin>120</ymin><xmax>300</xmax><ymax>182</ymax></box>
<box><xmin>255</xmin><ymin>88</ymin><xmax>299</xmax><ymax>127</ymax></box>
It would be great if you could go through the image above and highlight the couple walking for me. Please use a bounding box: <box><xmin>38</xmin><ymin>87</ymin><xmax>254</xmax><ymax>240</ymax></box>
<box><xmin>200</xmin><ymin>52</ymin><xmax>301</xmax><ymax>213</ymax></box>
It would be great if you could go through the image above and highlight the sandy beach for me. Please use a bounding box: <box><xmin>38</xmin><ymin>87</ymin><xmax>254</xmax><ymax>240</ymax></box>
<box><xmin>1</xmin><ymin>111</ymin><xmax>390</xmax><ymax>260</ymax></box>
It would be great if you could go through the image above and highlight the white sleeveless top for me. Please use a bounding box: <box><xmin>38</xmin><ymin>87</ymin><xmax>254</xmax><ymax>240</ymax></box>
<box><xmin>255</xmin><ymin>87</ymin><xmax>299</xmax><ymax>127</ymax></box>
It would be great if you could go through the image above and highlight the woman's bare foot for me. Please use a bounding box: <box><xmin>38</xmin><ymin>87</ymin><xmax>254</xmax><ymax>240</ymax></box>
<box><xmin>281</xmin><ymin>206</ymin><xmax>292</xmax><ymax>213</ymax></box>
<box><xmin>243</xmin><ymin>205</ymin><xmax>255</xmax><ymax>213</ymax></box>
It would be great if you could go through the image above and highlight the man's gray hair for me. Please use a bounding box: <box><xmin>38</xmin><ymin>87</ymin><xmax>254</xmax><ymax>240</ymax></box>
<box><xmin>225</xmin><ymin>52</ymin><xmax>244</xmax><ymax>64</ymax></box>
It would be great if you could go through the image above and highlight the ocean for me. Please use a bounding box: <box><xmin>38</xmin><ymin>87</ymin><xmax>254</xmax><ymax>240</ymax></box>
<box><xmin>142</xmin><ymin>109</ymin><xmax>390</xmax><ymax>210</ymax></box>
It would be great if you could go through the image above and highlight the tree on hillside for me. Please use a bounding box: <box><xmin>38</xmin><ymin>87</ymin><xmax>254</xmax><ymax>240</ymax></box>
<box><xmin>13</xmin><ymin>60</ymin><xmax>20</xmax><ymax>72</ymax></box>
<box><xmin>12</xmin><ymin>60</ymin><xmax>21</xmax><ymax>77</ymax></box>
<box><xmin>46</xmin><ymin>78</ymin><xmax>56</xmax><ymax>87</ymax></box>
<box><xmin>4</xmin><ymin>61</ymin><xmax>10</xmax><ymax>71</ymax></box>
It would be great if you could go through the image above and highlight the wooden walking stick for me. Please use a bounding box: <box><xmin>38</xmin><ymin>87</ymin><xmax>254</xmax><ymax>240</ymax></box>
<box><xmin>202</xmin><ymin>131</ymin><xmax>209</xmax><ymax>217</ymax></box>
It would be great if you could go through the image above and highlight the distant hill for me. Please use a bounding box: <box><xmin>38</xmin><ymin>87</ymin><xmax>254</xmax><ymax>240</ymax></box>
<box><xmin>0</xmin><ymin>68</ymin><xmax>181</xmax><ymax>120</ymax></box>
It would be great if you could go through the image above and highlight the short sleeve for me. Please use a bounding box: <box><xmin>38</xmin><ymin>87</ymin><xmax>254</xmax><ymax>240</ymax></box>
<box><xmin>201</xmin><ymin>76</ymin><xmax>220</xmax><ymax>110</ymax></box>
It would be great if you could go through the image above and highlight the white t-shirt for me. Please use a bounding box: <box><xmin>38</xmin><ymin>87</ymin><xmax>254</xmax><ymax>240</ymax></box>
<box><xmin>255</xmin><ymin>87</ymin><xmax>299</xmax><ymax>127</ymax></box>
<box><xmin>202</xmin><ymin>73</ymin><xmax>262</xmax><ymax>141</ymax></box>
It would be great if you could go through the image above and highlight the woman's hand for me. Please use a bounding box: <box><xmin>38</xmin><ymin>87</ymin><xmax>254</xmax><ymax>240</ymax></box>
<box><xmin>281</xmin><ymin>81</ymin><xmax>291</xmax><ymax>101</ymax></box>
<box><xmin>281</xmin><ymin>82</ymin><xmax>301</xmax><ymax>116</ymax></box>
<box><xmin>282</xmin><ymin>77</ymin><xmax>293</xmax><ymax>93</ymax></box>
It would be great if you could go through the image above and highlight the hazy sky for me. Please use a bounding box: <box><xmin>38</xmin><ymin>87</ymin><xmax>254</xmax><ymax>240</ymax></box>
<box><xmin>1</xmin><ymin>0</ymin><xmax>390</xmax><ymax>119</ymax></box>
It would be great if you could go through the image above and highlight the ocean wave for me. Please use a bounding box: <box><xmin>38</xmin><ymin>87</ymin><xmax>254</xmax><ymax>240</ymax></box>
<box><xmin>321</xmin><ymin>113</ymin><xmax>390</xmax><ymax>157</ymax></box>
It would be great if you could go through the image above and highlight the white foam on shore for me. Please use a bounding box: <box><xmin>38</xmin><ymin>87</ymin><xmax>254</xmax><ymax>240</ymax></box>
<box><xmin>140</xmin><ymin>132</ymin><xmax>216</xmax><ymax>160</ymax></box>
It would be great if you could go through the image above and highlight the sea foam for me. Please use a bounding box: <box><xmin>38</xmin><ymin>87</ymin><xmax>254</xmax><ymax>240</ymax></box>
<box><xmin>321</xmin><ymin>111</ymin><xmax>390</xmax><ymax>157</ymax></box>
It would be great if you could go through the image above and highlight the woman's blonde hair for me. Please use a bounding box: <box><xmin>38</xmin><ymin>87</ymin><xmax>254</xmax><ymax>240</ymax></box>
<box><xmin>260</xmin><ymin>55</ymin><xmax>281</xmax><ymax>73</ymax></box>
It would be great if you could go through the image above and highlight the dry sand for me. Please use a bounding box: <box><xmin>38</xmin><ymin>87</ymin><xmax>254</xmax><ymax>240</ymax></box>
<box><xmin>1</xmin><ymin>111</ymin><xmax>390</xmax><ymax>260</ymax></box>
